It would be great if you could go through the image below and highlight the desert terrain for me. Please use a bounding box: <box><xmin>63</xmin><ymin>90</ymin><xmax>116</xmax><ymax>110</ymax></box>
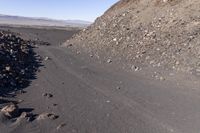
<box><xmin>0</xmin><ymin>0</ymin><xmax>200</xmax><ymax>133</ymax></box>
<box><xmin>0</xmin><ymin>24</ymin><xmax>199</xmax><ymax>133</ymax></box>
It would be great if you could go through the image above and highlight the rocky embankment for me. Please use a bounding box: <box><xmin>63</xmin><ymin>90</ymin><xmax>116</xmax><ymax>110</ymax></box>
<box><xmin>0</xmin><ymin>30</ymin><xmax>60</xmax><ymax>126</ymax></box>
<box><xmin>0</xmin><ymin>31</ymin><xmax>37</xmax><ymax>123</ymax></box>
<box><xmin>0</xmin><ymin>31</ymin><xmax>39</xmax><ymax>90</ymax></box>
<box><xmin>66</xmin><ymin>0</ymin><xmax>200</xmax><ymax>76</ymax></box>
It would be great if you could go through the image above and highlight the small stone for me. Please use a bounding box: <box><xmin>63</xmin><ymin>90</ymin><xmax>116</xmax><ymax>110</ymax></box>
<box><xmin>44</xmin><ymin>56</ymin><xmax>50</xmax><ymax>61</ymax></box>
<box><xmin>17</xmin><ymin>99</ymin><xmax>24</xmax><ymax>103</ymax></box>
<box><xmin>48</xmin><ymin>113</ymin><xmax>59</xmax><ymax>120</ymax></box>
<box><xmin>135</xmin><ymin>67</ymin><xmax>140</xmax><ymax>71</ymax></box>
<box><xmin>159</xmin><ymin>76</ymin><xmax>165</xmax><ymax>81</ymax></box>
<box><xmin>5</xmin><ymin>66</ymin><xmax>11</xmax><ymax>71</ymax></box>
<box><xmin>16</xmin><ymin>112</ymin><xmax>32</xmax><ymax>122</ymax></box>
<box><xmin>20</xmin><ymin>112</ymin><xmax>28</xmax><ymax>118</ymax></box>
<box><xmin>116</xmin><ymin>86</ymin><xmax>121</xmax><ymax>90</ymax></box>
<box><xmin>106</xmin><ymin>100</ymin><xmax>111</xmax><ymax>103</ymax></box>
<box><xmin>113</xmin><ymin>38</ymin><xmax>117</xmax><ymax>41</ymax></box>
<box><xmin>122</xmin><ymin>13</ymin><xmax>126</xmax><ymax>17</ymax></box>
<box><xmin>175</xmin><ymin>61</ymin><xmax>180</xmax><ymax>65</ymax></box>
<box><xmin>1</xmin><ymin>104</ymin><xmax>19</xmax><ymax>118</ymax></box>
<box><xmin>37</xmin><ymin>113</ymin><xmax>59</xmax><ymax>120</ymax></box>
<box><xmin>107</xmin><ymin>59</ymin><xmax>112</xmax><ymax>63</ymax></box>
<box><xmin>131</xmin><ymin>65</ymin><xmax>140</xmax><ymax>71</ymax></box>
<box><xmin>57</xmin><ymin>123</ymin><xmax>66</xmax><ymax>130</ymax></box>
<box><xmin>43</xmin><ymin>93</ymin><xmax>53</xmax><ymax>98</ymax></box>
<box><xmin>53</xmin><ymin>103</ymin><xmax>58</xmax><ymax>106</ymax></box>
<box><xmin>68</xmin><ymin>44</ymin><xmax>73</xmax><ymax>47</ymax></box>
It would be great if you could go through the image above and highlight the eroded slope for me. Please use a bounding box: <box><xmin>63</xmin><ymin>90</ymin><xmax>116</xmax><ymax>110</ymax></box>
<box><xmin>66</xmin><ymin>0</ymin><xmax>200</xmax><ymax>75</ymax></box>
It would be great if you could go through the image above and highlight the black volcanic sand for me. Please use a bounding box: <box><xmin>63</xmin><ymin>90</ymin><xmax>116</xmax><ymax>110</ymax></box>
<box><xmin>0</xmin><ymin>25</ymin><xmax>80</xmax><ymax>46</ymax></box>
<box><xmin>0</xmin><ymin>25</ymin><xmax>200</xmax><ymax>133</ymax></box>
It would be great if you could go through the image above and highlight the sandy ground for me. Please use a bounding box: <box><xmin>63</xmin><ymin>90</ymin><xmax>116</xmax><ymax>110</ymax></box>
<box><xmin>0</xmin><ymin>25</ymin><xmax>200</xmax><ymax>133</ymax></box>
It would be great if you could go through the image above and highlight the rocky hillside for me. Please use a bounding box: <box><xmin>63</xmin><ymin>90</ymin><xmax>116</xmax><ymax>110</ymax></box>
<box><xmin>66</xmin><ymin>0</ymin><xmax>200</xmax><ymax>75</ymax></box>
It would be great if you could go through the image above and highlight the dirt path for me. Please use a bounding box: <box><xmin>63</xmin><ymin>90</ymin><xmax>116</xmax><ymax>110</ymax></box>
<box><xmin>2</xmin><ymin>44</ymin><xmax>197</xmax><ymax>133</ymax></box>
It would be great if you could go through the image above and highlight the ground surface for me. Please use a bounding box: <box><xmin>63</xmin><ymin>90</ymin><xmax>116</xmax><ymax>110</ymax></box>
<box><xmin>0</xmin><ymin>26</ymin><xmax>200</xmax><ymax>133</ymax></box>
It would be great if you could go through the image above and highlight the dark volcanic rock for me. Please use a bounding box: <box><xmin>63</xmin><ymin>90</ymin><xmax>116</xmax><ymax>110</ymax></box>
<box><xmin>0</xmin><ymin>30</ymin><xmax>40</xmax><ymax>95</ymax></box>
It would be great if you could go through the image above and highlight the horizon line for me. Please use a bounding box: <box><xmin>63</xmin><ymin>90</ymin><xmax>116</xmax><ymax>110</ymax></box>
<box><xmin>0</xmin><ymin>13</ymin><xmax>93</xmax><ymax>23</ymax></box>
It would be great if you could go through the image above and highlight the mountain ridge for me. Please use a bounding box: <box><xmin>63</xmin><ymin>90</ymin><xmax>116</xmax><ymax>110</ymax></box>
<box><xmin>0</xmin><ymin>14</ymin><xmax>91</xmax><ymax>27</ymax></box>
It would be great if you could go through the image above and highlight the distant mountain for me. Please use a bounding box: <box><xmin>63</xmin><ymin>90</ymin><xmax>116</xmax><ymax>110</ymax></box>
<box><xmin>0</xmin><ymin>14</ymin><xmax>91</xmax><ymax>27</ymax></box>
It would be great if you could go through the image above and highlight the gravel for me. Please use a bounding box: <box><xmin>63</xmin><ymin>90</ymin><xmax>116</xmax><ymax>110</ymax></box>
<box><xmin>66</xmin><ymin>0</ymin><xmax>200</xmax><ymax>75</ymax></box>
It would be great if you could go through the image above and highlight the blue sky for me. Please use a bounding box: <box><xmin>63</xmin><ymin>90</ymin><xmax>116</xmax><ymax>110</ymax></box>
<box><xmin>0</xmin><ymin>0</ymin><xmax>118</xmax><ymax>22</ymax></box>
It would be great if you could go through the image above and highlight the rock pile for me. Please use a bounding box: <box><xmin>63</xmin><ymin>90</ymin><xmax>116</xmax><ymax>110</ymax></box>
<box><xmin>0</xmin><ymin>30</ymin><xmax>38</xmax><ymax>90</ymax></box>
<box><xmin>66</xmin><ymin>0</ymin><xmax>200</xmax><ymax>75</ymax></box>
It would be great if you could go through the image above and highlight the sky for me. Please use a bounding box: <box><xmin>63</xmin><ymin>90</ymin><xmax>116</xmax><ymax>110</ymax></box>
<box><xmin>0</xmin><ymin>0</ymin><xmax>118</xmax><ymax>22</ymax></box>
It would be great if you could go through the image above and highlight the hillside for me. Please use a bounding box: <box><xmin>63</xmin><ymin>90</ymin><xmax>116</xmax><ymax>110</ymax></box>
<box><xmin>66</xmin><ymin>0</ymin><xmax>200</xmax><ymax>75</ymax></box>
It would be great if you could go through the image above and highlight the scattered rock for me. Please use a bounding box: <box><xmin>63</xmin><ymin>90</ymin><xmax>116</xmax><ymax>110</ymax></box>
<box><xmin>43</xmin><ymin>93</ymin><xmax>53</xmax><ymax>98</ymax></box>
<box><xmin>17</xmin><ymin>99</ymin><xmax>24</xmax><ymax>103</ymax></box>
<box><xmin>131</xmin><ymin>65</ymin><xmax>140</xmax><ymax>71</ymax></box>
<box><xmin>159</xmin><ymin>76</ymin><xmax>165</xmax><ymax>81</ymax></box>
<box><xmin>107</xmin><ymin>59</ymin><xmax>112</xmax><ymax>63</ymax></box>
<box><xmin>106</xmin><ymin>100</ymin><xmax>111</xmax><ymax>103</ymax></box>
<box><xmin>113</xmin><ymin>38</ymin><xmax>117</xmax><ymax>41</ymax></box>
<box><xmin>53</xmin><ymin>103</ymin><xmax>58</xmax><ymax>106</ymax></box>
<box><xmin>67</xmin><ymin>43</ymin><xmax>73</xmax><ymax>47</ymax></box>
<box><xmin>56</xmin><ymin>123</ymin><xmax>66</xmax><ymax>130</ymax></box>
<box><xmin>16</xmin><ymin>112</ymin><xmax>33</xmax><ymax>122</ymax></box>
<box><xmin>1</xmin><ymin>104</ymin><xmax>19</xmax><ymax>118</ymax></box>
<box><xmin>44</xmin><ymin>56</ymin><xmax>50</xmax><ymax>61</ymax></box>
<box><xmin>19</xmin><ymin>112</ymin><xmax>29</xmax><ymax>118</ymax></box>
<box><xmin>37</xmin><ymin>113</ymin><xmax>59</xmax><ymax>120</ymax></box>
<box><xmin>116</xmin><ymin>86</ymin><xmax>121</xmax><ymax>90</ymax></box>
